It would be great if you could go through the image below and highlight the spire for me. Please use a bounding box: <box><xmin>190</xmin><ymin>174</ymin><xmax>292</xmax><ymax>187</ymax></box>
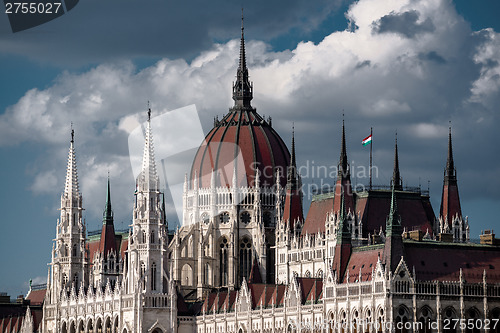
<box><xmin>383</xmin><ymin>182</ymin><xmax>404</xmax><ymax>273</ymax></box>
<box><xmin>338</xmin><ymin>115</ymin><xmax>348</xmax><ymax>177</ymax></box>
<box><xmin>103</xmin><ymin>176</ymin><xmax>113</xmax><ymax>225</ymax></box>
<box><xmin>386</xmin><ymin>182</ymin><xmax>401</xmax><ymax>237</ymax></box>
<box><xmin>137</xmin><ymin>106</ymin><xmax>159</xmax><ymax>191</ymax></box>
<box><xmin>445</xmin><ymin>125</ymin><xmax>456</xmax><ymax>183</ymax></box>
<box><xmin>232</xmin><ymin>9</ymin><xmax>253</xmax><ymax>109</ymax></box>
<box><xmin>333</xmin><ymin>116</ymin><xmax>354</xmax><ymax>215</ymax></box>
<box><xmin>282</xmin><ymin>128</ymin><xmax>304</xmax><ymax>229</ymax></box>
<box><xmin>391</xmin><ymin>132</ymin><xmax>402</xmax><ymax>190</ymax></box>
<box><xmin>64</xmin><ymin>128</ymin><xmax>80</xmax><ymax>199</ymax></box>
<box><xmin>99</xmin><ymin>177</ymin><xmax>117</xmax><ymax>259</ymax></box>
<box><xmin>440</xmin><ymin>124</ymin><xmax>462</xmax><ymax>221</ymax></box>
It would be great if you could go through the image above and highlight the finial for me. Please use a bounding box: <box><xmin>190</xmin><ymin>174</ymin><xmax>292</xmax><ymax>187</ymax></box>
<box><xmin>147</xmin><ymin>101</ymin><xmax>151</xmax><ymax>121</ymax></box>
<box><xmin>70</xmin><ymin>123</ymin><xmax>74</xmax><ymax>143</ymax></box>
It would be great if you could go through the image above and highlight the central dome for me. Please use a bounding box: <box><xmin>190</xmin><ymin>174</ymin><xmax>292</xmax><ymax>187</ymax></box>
<box><xmin>190</xmin><ymin>110</ymin><xmax>290</xmax><ymax>189</ymax></box>
<box><xmin>190</xmin><ymin>22</ymin><xmax>290</xmax><ymax>189</ymax></box>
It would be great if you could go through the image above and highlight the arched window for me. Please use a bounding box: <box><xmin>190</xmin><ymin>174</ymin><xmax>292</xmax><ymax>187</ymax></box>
<box><xmin>142</xmin><ymin>230</ymin><xmax>147</xmax><ymax>243</ymax></box>
<box><xmin>239</xmin><ymin>237</ymin><xmax>252</xmax><ymax>282</ymax></box>
<box><xmin>395</xmin><ymin>306</ymin><xmax>410</xmax><ymax>333</ymax></box>
<box><xmin>181</xmin><ymin>264</ymin><xmax>193</xmax><ymax>286</ymax></box>
<box><xmin>62</xmin><ymin>274</ymin><xmax>68</xmax><ymax>288</ymax></box>
<box><xmin>140</xmin><ymin>262</ymin><xmax>146</xmax><ymax>291</ymax></box>
<box><xmin>72</xmin><ymin>244</ymin><xmax>77</xmax><ymax>257</ymax></box>
<box><xmin>219</xmin><ymin>238</ymin><xmax>229</xmax><ymax>286</ymax></box>
<box><xmin>151</xmin><ymin>231</ymin><xmax>155</xmax><ymax>244</ymax></box>
<box><xmin>151</xmin><ymin>263</ymin><xmax>157</xmax><ymax>291</ymax></box>
<box><xmin>73</xmin><ymin>273</ymin><xmax>79</xmax><ymax>287</ymax></box>
<box><xmin>465</xmin><ymin>308</ymin><xmax>481</xmax><ymax>333</ymax></box>
<box><xmin>443</xmin><ymin>307</ymin><xmax>457</xmax><ymax>333</ymax></box>
<box><xmin>418</xmin><ymin>306</ymin><xmax>433</xmax><ymax>333</ymax></box>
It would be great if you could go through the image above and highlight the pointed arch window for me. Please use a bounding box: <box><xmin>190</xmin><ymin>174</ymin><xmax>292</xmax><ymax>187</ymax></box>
<box><xmin>151</xmin><ymin>262</ymin><xmax>157</xmax><ymax>291</ymax></box>
<box><xmin>73</xmin><ymin>273</ymin><xmax>79</xmax><ymax>287</ymax></box>
<box><xmin>219</xmin><ymin>238</ymin><xmax>229</xmax><ymax>286</ymax></box>
<box><xmin>72</xmin><ymin>244</ymin><xmax>77</xmax><ymax>257</ymax></box>
<box><xmin>151</xmin><ymin>231</ymin><xmax>155</xmax><ymax>244</ymax></box>
<box><xmin>239</xmin><ymin>237</ymin><xmax>252</xmax><ymax>282</ymax></box>
<box><xmin>140</xmin><ymin>262</ymin><xmax>146</xmax><ymax>291</ymax></box>
<box><xmin>142</xmin><ymin>230</ymin><xmax>147</xmax><ymax>243</ymax></box>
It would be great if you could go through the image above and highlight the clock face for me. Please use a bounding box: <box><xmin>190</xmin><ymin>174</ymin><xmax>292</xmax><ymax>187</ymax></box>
<box><xmin>240</xmin><ymin>211</ymin><xmax>251</xmax><ymax>224</ymax></box>
<box><xmin>202</xmin><ymin>213</ymin><xmax>209</xmax><ymax>225</ymax></box>
<box><xmin>219</xmin><ymin>212</ymin><xmax>230</xmax><ymax>224</ymax></box>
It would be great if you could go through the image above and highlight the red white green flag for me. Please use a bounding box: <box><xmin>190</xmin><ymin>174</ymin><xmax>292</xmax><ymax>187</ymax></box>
<box><xmin>362</xmin><ymin>134</ymin><xmax>372</xmax><ymax>146</ymax></box>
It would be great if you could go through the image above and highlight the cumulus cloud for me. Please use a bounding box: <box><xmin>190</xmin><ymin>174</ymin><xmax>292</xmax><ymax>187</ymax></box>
<box><xmin>1</xmin><ymin>0</ymin><xmax>499</xmax><ymax>231</ymax></box>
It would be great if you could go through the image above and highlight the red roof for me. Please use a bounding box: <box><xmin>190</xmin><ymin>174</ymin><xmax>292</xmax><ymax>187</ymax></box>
<box><xmin>88</xmin><ymin>235</ymin><xmax>128</xmax><ymax>264</ymax></box>
<box><xmin>26</xmin><ymin>289</ymin><xmax>46</xmax><ymax>306</ymax></box>
<box><xmin>296</xmin><ymin>277</ymin><xmax>323</xmax><ymax>304</ymax></box>
<box><xmin>301</xmin><ymin>193</ymin><xmax>333</xmax><ymax>235</ymax></box>
<box><xmin>404</xmin><ymin>242</ymin><xmax>500</xmax><ymax>283</ymax></box>
<box><xmin>357</xmin><ymin>190</ymin><xmax>435</xmax><ymax>237</ymax></box>
<box><xmin>190</xmin><ymin>110</ymin><xmax>290</xmax><ymax>189</ymax></box>
<box><xmin>343</xmin><ymin>247</ymin><xmax>384</xmax><ymax>282</ymax></box>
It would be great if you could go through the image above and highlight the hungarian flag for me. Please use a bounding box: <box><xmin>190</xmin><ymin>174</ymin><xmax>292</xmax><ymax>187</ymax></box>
<box><xmin>362</xmin><ymin>134</ymin><xmax>372</xmax><ymax>146</ymax></box>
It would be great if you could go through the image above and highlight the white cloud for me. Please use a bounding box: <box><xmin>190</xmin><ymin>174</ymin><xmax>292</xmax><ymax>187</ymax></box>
<box><xmin>1</xmin><ymin>0</ymin><xmax>499</xmax><ymax>229</ymax></box>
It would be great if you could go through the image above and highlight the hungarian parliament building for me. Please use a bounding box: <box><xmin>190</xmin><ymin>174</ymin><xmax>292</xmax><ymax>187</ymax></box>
<box><xmin>2</xmin><ymin>21</ymin><xmax>500</xmax><ymax>333</ymax></box>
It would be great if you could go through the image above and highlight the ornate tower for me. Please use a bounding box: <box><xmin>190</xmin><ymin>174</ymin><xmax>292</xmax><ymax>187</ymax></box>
<box><xmin>127</xmin><ymin>108</ymin><xmax>168</xmax><ymax>294</ymax></box>
<box><xmin>49</xmin><ymin>129</ymin><xmax>87</xmax><ymax>301</ymax></box>
<box><xmin>91</xmin><ymin>177</ymin><xmax>122</xmax><ymax>288</ymax></box>
<box><xmin>439</xmin><ymin>126</ymin><xmax>468</xmax><ymax>242</ymax></box>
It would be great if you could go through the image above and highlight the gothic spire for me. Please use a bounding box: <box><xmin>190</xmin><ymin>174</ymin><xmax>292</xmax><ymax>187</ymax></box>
<box><xmin>282</xmin><ymin>127</ymin><xmax>303</xmax><ymax>228</ymax></box>
<box><xmin>99</xmin><ymin>176</ymin><xmax>117</xmax><ymax>259</ymax></box>
<box><xmin>392</xmin><ymin>133</ymin><xmax>402</xmax><ymax>190</ymax></box>
<box><xmin>232</xmin><ymin>9</ymin><xmax>253</xmax><ymax>109</ymax></box>
<box><xmin>386</xmin><ymin>182</ymin><xmax>402</xmax><ymax>237</ymax></box>
<box><xmin>64</xmin><ymin>127</ymin><xmax>80</xmax><ymax>199</ymax></box>
<box><xmin>338</xmin><ymin>115</ymin><xmax>349</xmax><ymax>177</ymax></box>
<box><xmin>445</xmin><ymin>125</ymin><xmax>456</xmax><ymax>183</ymax></box>
<box><xmin>103</xmin><ymin>176</ymin><xmax>113</xmax><ymax>225</ymax></box>
<box><xmin>440</xmin><ymin>124</ymin><xmax>462</xmax><ymax>220</ymax></box>
<box><xmin>137</xmin><ymin>106</ymin><xmax>159</xmax><ymax>191</ymax></box>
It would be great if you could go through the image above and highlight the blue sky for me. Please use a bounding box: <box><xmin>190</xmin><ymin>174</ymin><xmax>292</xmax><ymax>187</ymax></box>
<box><xmin>0</xmin><ymin>0</ymin><xmax>499</xmax><ymax>298</ymax></box>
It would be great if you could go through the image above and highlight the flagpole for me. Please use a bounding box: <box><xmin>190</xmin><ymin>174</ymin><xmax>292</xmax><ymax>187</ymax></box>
<box><xmin>369</xmin><ymin>127</ymin><xmax>373</xmax><ymax>190</ymax></box>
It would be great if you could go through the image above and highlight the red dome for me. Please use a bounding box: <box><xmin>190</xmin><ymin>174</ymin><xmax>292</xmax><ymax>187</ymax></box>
<box><xmin>190</xmin><ymin>109</ymin><xmax>290</xmax><ymax>189</ymax></box>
